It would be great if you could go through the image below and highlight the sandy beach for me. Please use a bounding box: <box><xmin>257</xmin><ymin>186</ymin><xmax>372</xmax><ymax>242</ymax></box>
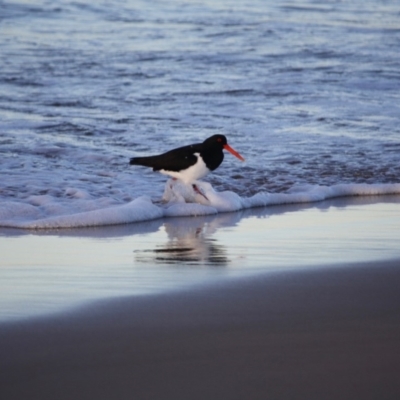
<box><xmin>1</xmin><ymin>198</ymin><xmax>400</xmax><ymax>399</ymax></box>
<box><xmin>1</xmin><ymin>258</ymin><xmax>400</xmax><ymax>400</ymax></box>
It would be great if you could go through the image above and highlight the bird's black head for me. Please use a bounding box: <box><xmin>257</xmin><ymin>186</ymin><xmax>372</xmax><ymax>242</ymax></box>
<box><xmin>203</xmin><ymin>134</ymin><xmax>228</xmax><ymax>148</ymax></box>
<box><xmin>202</xmin><ymin>134</ymin><xmax>245</xmax><ymax>162</ymax></box>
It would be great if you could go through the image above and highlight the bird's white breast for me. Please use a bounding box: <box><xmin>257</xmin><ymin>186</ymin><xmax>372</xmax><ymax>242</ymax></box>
<box><xmin>160</xmin><ymin>153</ymin><xmax>210</xmax><ymax>184</ymax></box>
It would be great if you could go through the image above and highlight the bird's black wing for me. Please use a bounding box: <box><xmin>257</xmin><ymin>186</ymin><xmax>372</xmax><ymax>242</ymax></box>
<box><xmin>129</xmin><ymin>143</ymin><xmax>202</xmax><ymax>172</ymax></box>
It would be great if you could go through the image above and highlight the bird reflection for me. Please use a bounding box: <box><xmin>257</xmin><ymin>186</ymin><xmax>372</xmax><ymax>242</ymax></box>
<box><xmin>134</xmin><ymin>216</ymin><xmax>230</xmax><ymax>267</ymax></box>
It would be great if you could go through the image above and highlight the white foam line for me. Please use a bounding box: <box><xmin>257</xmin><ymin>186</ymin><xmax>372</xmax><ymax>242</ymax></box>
<box><xmin>1</xmin><ymin>181</ymin><xmax>400</xmax><ymax>229</ymax></box>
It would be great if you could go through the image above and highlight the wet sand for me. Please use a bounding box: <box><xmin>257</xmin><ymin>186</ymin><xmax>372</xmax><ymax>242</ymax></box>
<box><xmin>1</xmin><ymin>258</ymin><xmax>400</xmax><ymax>400</ymax></box>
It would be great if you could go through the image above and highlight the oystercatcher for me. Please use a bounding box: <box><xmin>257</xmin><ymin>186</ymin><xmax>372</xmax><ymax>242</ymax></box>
<box><xmin>129</xmin><ymin>134</ymin><xmax>244</xmax><ymax>197</ymax></box>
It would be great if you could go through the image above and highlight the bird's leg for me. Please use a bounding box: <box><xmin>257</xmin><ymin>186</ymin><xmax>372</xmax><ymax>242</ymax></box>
<box><xmin>169</xmin><ymin>177</ymin><xmax>178</xmax><ymax>189</ymax></box>
<box><xmin>192</xmin><ymin>184</ymin><xmax>209</xmax><ymax>201</ymax></box>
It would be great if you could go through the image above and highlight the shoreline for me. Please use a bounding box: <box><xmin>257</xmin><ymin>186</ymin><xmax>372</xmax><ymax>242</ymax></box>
<box><xmin>1</xmin><ymin>258</ymin><xmax>400</xmax><ymax>399</ymax></box>
<box><xmin>1</xmin><ymin>189</ymin><xmax>400</xmax><ymax>231</ymax></box>
<box><xmin>2</xmin><ymin>195</ymin><xmax>400</xmax><ymax>321</ymax></box>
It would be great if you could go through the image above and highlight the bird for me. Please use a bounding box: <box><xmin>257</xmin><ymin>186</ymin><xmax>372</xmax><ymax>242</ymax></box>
<box><xmin>129</xmin><ymin>134</ymin><xmax>244</xmax><ymax>198</ymax></box>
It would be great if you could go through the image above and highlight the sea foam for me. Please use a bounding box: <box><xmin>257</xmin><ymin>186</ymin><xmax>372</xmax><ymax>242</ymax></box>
<box><xmin>1</xmin><ymin>180</ymin><xmax>400</xmax><ymax>229</ymax></box>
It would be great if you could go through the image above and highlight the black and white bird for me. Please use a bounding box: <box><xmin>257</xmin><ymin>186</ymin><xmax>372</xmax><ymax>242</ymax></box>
<box><xmin>129</xmin><ymin>134</ymin><xmax>244</xmax><ymax>195</ymax></box>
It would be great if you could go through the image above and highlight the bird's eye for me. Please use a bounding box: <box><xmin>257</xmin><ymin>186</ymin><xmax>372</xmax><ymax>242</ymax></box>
<box><xmin>217</xmin><ymin>138</ymin><xmax>222</xmax><ymax>142</ymax></box>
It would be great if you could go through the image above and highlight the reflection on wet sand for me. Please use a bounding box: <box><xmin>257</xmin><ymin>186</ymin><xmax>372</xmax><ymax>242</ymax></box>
<box><xmin>134</xmin><ymin>216</ymin><xmax>234</xmax><ymax>266</ymax></box>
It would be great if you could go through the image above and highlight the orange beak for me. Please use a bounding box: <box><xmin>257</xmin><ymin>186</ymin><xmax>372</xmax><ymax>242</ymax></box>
<box><xmin>223</xmin><ymin>144</ymin><xmax>245</xmax><ymax>162</ymax></box>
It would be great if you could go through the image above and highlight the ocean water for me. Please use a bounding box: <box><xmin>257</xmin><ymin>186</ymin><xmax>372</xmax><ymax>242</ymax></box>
<box><xmin>1</xmin><ymin>0</ymin><xmax>400</xmax><ymax>228</ymax></box>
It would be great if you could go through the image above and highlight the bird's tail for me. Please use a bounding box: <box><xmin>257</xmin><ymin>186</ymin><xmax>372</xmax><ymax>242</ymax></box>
<box><xmin>129</xmin><ymin>156</ymin><xmax>156</xmax><ymax>167</ymax></box>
